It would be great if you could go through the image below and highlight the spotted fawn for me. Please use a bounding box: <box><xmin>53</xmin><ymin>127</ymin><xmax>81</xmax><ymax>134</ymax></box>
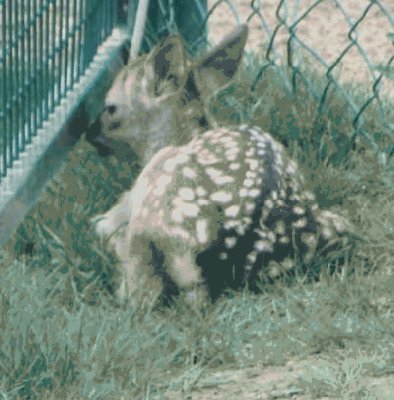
<box><xmin>87</xmin><ymin>25</ymin><xmax>349</xmax><ymax>304</ymax></box>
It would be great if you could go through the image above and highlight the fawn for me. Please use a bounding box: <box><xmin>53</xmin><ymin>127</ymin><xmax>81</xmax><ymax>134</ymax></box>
<box><xmin>87</xmin><ymin>25</ymin><xmax>349</xmax><ymax>304</ymax></box>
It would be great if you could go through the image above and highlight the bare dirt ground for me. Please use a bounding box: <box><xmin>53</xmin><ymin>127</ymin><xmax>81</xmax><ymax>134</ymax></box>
<box><xmin>207</xmin><ymin>0</ymin><xmax>393</xmax><ymax>97</ymax></box>
<box><xmin>165</xmin><ymin>355</ymin><xmax>394</xmax><ymax>399</ymax></box>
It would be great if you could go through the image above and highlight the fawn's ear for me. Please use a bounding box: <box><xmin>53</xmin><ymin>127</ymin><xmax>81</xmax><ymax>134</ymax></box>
<box><xmin>143</xmin><ymin>35</ymin><xmax>187</xmax><ymax>96</ymax></box>
<box><xmin>196</xmin><ymin>24</ymin><xmax>248</xmax><ymax>92</ymax></box>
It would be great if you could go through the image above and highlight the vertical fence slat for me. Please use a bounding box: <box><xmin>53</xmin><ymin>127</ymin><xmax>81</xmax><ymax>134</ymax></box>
<box><xmin>20</xmin><ymin>0</ymin><xmax>26</xmax><ymax>150</ymax></box>
<box><xmin>13</xmin><ymin>0</ymin><xmax>20</xmax><ymax>158</ymax></box>
<box><xmin>0</xmin><ymin>0</ymin><xmax>6</xmax><ymax>175</ymax></box>
<box><xmin>26</xmin><ymin>0</ymin><xmax>32</xmax><ymax>141</ymax></box>
<box><xmin>64</xmin><ymin>0</ymin><xmax>70</xmax><ymax>93</ymax></box>
<box><xmin>44</xmin><ymin>0</ymin><xmax>50</xmax><ymax>117</ymax></box>
<box><xmin>7</xmin><ymin>0</ymin><xmax>13</xmax><ymax>165</ymax></box>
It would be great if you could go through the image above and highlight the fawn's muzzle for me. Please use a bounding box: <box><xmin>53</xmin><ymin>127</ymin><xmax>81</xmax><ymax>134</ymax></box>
<box><xmin>86</xmin><ymin>116</ymin><xmax>112</xmax><ymax>157</ymax></box>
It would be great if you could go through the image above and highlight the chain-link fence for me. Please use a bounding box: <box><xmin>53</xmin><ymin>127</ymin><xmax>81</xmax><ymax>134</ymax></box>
<box><xmin>122</xmin><ymin>0</ymin><xmax>394</xmax><ymax>160</ymax></box>
<box><xmin>205</xmin><ymin>0</ymin><xmax>393</xmax><ymax>161</ymax></box>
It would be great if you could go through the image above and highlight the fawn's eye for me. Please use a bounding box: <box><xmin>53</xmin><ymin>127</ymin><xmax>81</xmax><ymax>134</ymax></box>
<box><xmin>106</xmin><ymin>105</ymin><xmax>117</xmax><ymax>115</ymax></box>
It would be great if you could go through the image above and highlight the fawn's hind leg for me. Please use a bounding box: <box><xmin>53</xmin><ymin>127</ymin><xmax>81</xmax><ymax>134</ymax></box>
<box><xmin>163</xmin><ymin>242</ymin><xmax>209</xmax><ymax>305</ymax></box>
<box><xmin>115</xmin><ymin>233</ymin><xmax>164</xmax><ymax>302</ymax></box>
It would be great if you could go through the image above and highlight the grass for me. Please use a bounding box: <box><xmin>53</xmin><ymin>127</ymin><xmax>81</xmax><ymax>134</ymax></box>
<box><xmin>0</xmin><ymin>54</ymin><xmax>393</xmax><ymax>398</ymax></box>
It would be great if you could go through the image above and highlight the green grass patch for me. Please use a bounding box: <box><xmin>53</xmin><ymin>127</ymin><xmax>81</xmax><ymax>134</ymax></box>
<box><xmin>1</xmin><ymin>57</ymin><xmax>393</xmax><ymax>398</ymax></box>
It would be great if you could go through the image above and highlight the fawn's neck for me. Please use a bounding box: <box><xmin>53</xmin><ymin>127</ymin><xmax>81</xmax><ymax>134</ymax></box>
<box><xmin>137</xmin><ymin>101</ymin><xmax>212</xmax><ymax>167</ymax></box>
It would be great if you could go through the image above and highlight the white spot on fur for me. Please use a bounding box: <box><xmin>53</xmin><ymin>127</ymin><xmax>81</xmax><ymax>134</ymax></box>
<box><xmin>215</xmin><ymin>175</ymin><xmax>235</xmax><ymax>185</ymax></box>
<box><xmin>225</xmin><ymin>147</ymin><xmax>239</xmax><ymax>157</ymax></box>
<box><xmin>229</xmin><ymin>162</ymin><xmax>241</xmax><ymax>170</ymax></box>
<box><xmin>245</xmin><ymin>148</ymin><xmax>255</xmax><ymax>157</ymax></box>
<box><xmin>302</xmin><ymin>233</ymin><xmax>317</xmax><ymax>247</ymax></box>
<box><xmin>196</xmin><ymin>219</ymin><xmax>208</xmax><ymax>244</ymax></box>
<box><xmin>246</xmin><ymin>159</ymin><xmax>259</xmax><ymax>170</ymax></box>
<box><xmin>224</xmin><ymin>140</ymin><xmax>237</xmax><ymax>149</ymax></box>
<box><xmin>239</xmin><ymin>188</ymin><xmax>248</xmax><ymax>197</ymax></box>
<box><xmin>292</xmin><ymin>218</ymin><xmax>307</xmax><ymax>229</ymax></box>
<box><xmin>286</xmin><ymin>160</ymin><xmax>298</xmax><ymax>175</ymax></box>
<box><xmin>303</xmin><ymin>191</ymin><xmax>316</xmax><ymax>201</ymax></box>
<box><xmin>322</xmin><ymin>227</ymin><xmax>333</xmax><ymax>239</ymax></box>
<box><xmin>254</xmin><ymin>240</ymin><xmax>273</xmax><ymax>252</ymax></box>
<box><xmin>171</xmin><ymin>209</ymin><xmax>183</xmax><ymax>223</ymax></box>
<box><xmin>265</xmin><ymin>199</ymin><xmax>274</xmax><ymax>209</ymax></box>
<box><xmin>163</xmin><ymin>153</ymin><xmax>188</xmax><ymax>173</ymax></box>
<box><xmin>219</xmin><ymin>252</ymin><xmax>228</xmax><ymax>260</ymax></box>
<box><xmin>247</xmin><ymin>251</ymin><xmax>257</xmax><ymax>263</ymax></box>
<box><xmin>227</xmin><ymin>153</ymin><xmax>237</xmax><ymax>161</ymax></box>
<box><xmin>179</xmin><ymin>187</ymin><xmax>195</xmax><ymax>201</ymax></box>
<box><xmin>236</xmin><ymin>225</ymin><xmax>246</xmax><ymax>235</ymax></box>
<box><xmin>197</xmin><ymin>198</ymin><xmax>209</xmax><ymax>206</ymax></box>
<box><xmin>249</xmin><ymin>188</ymin><xmax>260</xmax><ymax>198</ymax></box>
<box><xmin>206</xmin><ymin>167</ymin><xmax>222</xmax><ymax>178</ymax></box>
<box><xmin>225</xmin><ymin>237</ymin><xmax>237</xmax><ymax>249</ymax></box>
<box><xmin>283</xmin><ymin>258</ymin><xmax>294</xmax><ymax>270</ymax></box>
<box><xmin>267</xmin><ymin>231</ymin><xmax>276</xmax><ymax>242</ymax></box>
<box><xmin>182</xmin><ymin>203</ymin><xmax>199</xmax><ymax>217</ymax></box>
<box><xmin>153</xmin><ymin>175</ymin><xmax>172</xmax><ymax>196</ymax></box>
<box><xmin>293</xmin><ymin>206</ymin><xmax>305</xmax><ymax>215</ymax></box>
<box><xmin>245</xmin><ymin>202</ymin><xmax>255</xmax><ymax>213</ymax></box>
<box><xmin>311</xmin><ymin>203</ymin><xmax>319</xmax><ymax>211</ymax></box>
<box><xmin>197</xmin><ymin>150</ymin><xmax>219</xmax><ymax>165</ymax></box>
<box><xmin>243</xmin><ymin>178</ymin><xmax>254</xmax><ymax>188</ymax></box>
<box><xmin>224</xmin><ymin>220</ymin><xmax>240</xmax><ymax>230</ymax></box>
<box><xmin>275</xmin><ymin>221</ymin><xmax>286</xmax><ymax>235</ymax></box>
<box><xmin>255</xmin><ymin>229</ymin><xmax>267</xmax><ymax>238</ymax></box>
<box><xmin>225</xmin><ymin>205</ymin><xmax>240</xmax><ymax>218</ymax></box>
<box><xmin>182</xmin><ymin>167</ymin><xmax>197</xmax><ymax>179</ymax></box>
<box><xmin>268</xmin><ymin>263</ymin><xmax>280</xmax><ymax>278</ymax></box>
<box><xmin>219</xmin><ymin>136</ymin><xmax>233</xmax><ymax>144</ymax></box>
<box><xmin>196</xmin><ymin>186</ymin><xmax>207</xmax><ymax>197</ymax></box>
<box><xmin>211</xmin><ymin>191</ymin><xmax>232</xmax><ymax>203</ymax></box>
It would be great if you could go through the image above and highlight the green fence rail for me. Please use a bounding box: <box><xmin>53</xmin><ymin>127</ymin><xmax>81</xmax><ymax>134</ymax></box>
<box><xmin>0</xmin><ymin>0</ymin><xmax>121</xmax><ymax>180</ymax></box>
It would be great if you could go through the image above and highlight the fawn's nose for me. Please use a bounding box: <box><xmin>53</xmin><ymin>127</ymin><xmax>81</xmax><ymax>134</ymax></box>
<box><xmin>86</xmin><ymin>115</ymin><xmax>112</xmax><ymax>157</ymax></box>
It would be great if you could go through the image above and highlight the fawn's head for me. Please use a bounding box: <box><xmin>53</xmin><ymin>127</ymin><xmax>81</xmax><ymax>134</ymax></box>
<box><xmin>87</xmin><ymin>25</ymin><xmax>248</xmax><ymax>164</ymax></box>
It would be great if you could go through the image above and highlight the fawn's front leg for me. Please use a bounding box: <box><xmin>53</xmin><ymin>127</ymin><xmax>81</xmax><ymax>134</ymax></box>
<box><xmin>92</xmin><ymin>191</ymin><xmax>132</xmax><ymax>247</ymax></box>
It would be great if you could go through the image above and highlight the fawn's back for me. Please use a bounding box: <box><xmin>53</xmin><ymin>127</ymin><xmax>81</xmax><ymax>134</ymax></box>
<box><xmin>88</xmin><ymin>25</ymin><xmax>349</xmax><ymax>303</ymax></box>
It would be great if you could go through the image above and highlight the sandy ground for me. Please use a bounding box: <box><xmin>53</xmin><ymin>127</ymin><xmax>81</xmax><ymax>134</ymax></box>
<box><xmin>207</xmin><ymin>0</ymin><xmax>393</xmax><ymax>97</ymax></box>
<box><xmin>165</xmin><ymin>355</ymin><xmax>394</xmax><ymax>399</ymax></box>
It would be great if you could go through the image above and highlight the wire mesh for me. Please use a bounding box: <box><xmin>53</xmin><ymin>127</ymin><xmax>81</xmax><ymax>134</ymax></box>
<box><xmin>205</xmin><ymin>0</ymin><xmax>393</xmax><ymax>162</ymax></box>
<box><xmin>0</xmin><ymin>0</ymin><xmax>120</xmax><ymax>181</ymax></box>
